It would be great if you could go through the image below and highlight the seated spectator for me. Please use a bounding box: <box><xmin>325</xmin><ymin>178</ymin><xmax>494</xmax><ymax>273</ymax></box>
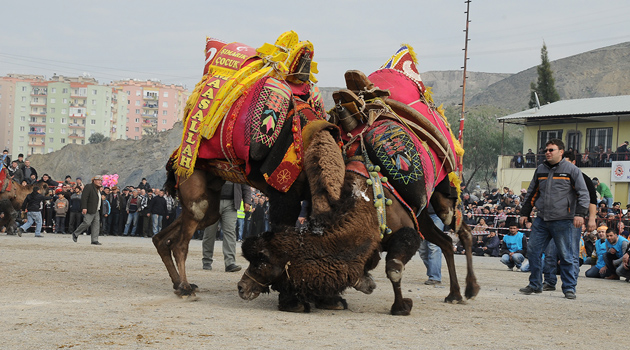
<box><xmin>525</xmin><ymin>149</ymin><xmax>536</xmax><ymax>168</ymax></box>
<box><xmin>500</xmin><ymin>224</ymin><xmax>527</xmax><ymax>271</ymax></box>
<box><xmin>585</xmin><ymin>226</ymin><xmax>609</xmax><ymax>278</ymax></box>
<box><xmin>602</xmin><ymin>228</ymin><xmax>629</xmax><ymax>280</ymax></box>
<box><xmin>473</xmin><ymin>230</ymin><xmax>500</xmax><ymax>257</ymax></box>
<box><xmin>580</xmin><ymin>148</ymin><xmax>592</xmax><ymax>167</ymax></box>
<box><xmin>583</xmin><ymin>230</ymin><xmax>598</xmax><ymax>265</ymax></box>
<box><xmin>615</xmin><ymin>244</ymin><xmax>630</xmax><ymax>281</ymax></box>
<box><xmin>512</xmin><ymin>152</ymin><xmax>524</xmax><ymax>168</ymax></box>
<box><xmin>463</xmin><ymin>211</ymin><xmax>477</xmax><ymax>227</ymax></box>
<box><xmin>618</xmin><ymin>221</ymin><xmax>630</xmax><ymax>239</ymax></box>
<box><xmin>472</xmin><ymin>218</ymin><xmax>489</xmax><ymax>234</ymax></box>
<box><xmin>602</xmin><ymin>147</ymin><xmax>613</xmax><ymax>166</ymax></box>
<box><xmin>615</xmin><ymin>141</ymin><xmax>629</xmax><ymax>161</ymax></box>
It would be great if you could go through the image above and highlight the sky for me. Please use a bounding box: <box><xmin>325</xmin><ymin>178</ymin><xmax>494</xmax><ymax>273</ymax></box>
<box><xmin>1</xmin><ymin>0</ymin><xmax>629</xmax><ymax>89</ymax></box>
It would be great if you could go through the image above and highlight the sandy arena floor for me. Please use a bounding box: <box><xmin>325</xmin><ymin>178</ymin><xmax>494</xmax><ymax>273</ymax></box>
<box><xmin>1</xmin><ymin>233</ymin><xmax>627</xmax><ymax>349</ymax></box>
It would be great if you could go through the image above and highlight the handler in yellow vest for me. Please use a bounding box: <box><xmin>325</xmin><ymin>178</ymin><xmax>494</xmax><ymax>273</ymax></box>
<box><xmin>237</xmin><ymin>200</ymin><xmax>246</xmax><ymax>242</ymax></box>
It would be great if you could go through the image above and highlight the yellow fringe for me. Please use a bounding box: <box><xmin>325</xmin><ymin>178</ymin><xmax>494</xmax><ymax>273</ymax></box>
<box><xmin>401</xmin><ymin>43</ymin><xmax>419</xmax><ymax>65</ymax></box>
<box><xmin>448</xmin><ymin>172</ymin><xmax>462</xmax><ymax>205</ymax></box>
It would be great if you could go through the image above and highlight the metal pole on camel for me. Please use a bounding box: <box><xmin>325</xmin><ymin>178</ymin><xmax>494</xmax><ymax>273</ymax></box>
<box><xmin>458</xmin><ymin>0</ymin><xmax>471</xmax><ymax>180</ymax></box>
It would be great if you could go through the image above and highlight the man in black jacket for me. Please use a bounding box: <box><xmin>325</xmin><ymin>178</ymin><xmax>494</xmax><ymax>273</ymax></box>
<box><xmin>71</xmin><ymin>175</ymin><xmax>103</xmax><ymax>245</ymax></box>
<box><xmin>18</xmin><ymin>185</ymin><xmax>52</xmax><ymax>237</ymax></box>
<box><xmin>147</xmin><ymin>189</ymin><xmax>168</xmax><ymax>236</ymax></box>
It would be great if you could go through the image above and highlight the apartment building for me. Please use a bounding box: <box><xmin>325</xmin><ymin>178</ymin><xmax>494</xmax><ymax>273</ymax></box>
<box><xmin>111</xmin><ymin>79</ymin><xmax>188</xmax><ymax>140</ymax></box>
<box><xmin>0</xmin><ymin>75</ymin><xmax>188</xmax><ymax>157</ymax></box>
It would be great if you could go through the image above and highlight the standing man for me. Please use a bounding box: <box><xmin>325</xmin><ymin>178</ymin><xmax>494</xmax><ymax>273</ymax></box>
<box><xmin>17</xmin><ymin>185</ymin><xmax>52</xmax><ymax>237</ymax></box>
<box><xmin>71</xmin><ymin>175</ymin><xmax>104</xmax><ymax>245</ymax></box>
<box><xmin>147</xmin><ymin>189</ymin><xmax>168</xmax><ymax>237</ymax></box>
<box><xmin>22</xmin><ymin>160</ymin><xmax>37</xmax><ymax>184</ymax></box>
<box><xmin>202</xmin><ymin>181</ymin><xmax>251</xmax><ymax>272</ymax></box>
<box><xmin>519</xmin><ymin>139</ymin><xmax>589</xmax><ymax>299</ymax></box>
<box><xmin>418</xmin><ymin>204</ymin><xmax>443</xmax><ymax>285</ymax></box>
<box><xmin>107</xmin><ymin>186</ymin><xmax>123</xmax><ymax>236</ymax></box>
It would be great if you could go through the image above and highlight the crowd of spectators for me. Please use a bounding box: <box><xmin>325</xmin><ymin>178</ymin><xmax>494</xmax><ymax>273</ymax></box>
<box><xmin>510</xmin><ymin>141</ymin><xmax>630</xmax><ymax>169</ymax></box>
<box><xmin>458</xmin><ymin>180</ymin><xmax>630</xmax><ymax>282</ymax></box>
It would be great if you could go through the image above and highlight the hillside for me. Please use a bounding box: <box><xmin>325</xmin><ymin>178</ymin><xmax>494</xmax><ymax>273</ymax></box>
<box><xmin>469</xmin><ymin>42</ymin><xmax>630</xmax><ymax>111</ymax></box>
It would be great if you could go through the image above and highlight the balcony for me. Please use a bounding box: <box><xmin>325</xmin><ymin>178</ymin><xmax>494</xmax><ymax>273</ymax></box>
<box><xmin>70</xmin><ymin>94</ymin><xmax>87</xmax><ymax>99</ymax></box>
<box><xmin>31</xmin><ymin>89</ymin><xmax>47</xmax><ymax>96</ymax></box>
<box><xmin>68</xmin><ymin>134</ymin><xmax>84</xmax><ymax>139</ymax></box>
<box><xmin>143</xmin><ymin>95</ymin><xmax>158</xmax><ymax>100</ymax></box>
<box><xmin>30</xmin><ymin>101</ymin><xmax>46</xmax><ymax>106</ymax></box>
<box><xmin>28</xmin><ymin>131</ymin><xmax>45</xmax><ymax>136</ymax></box>
<box><xmin>70</xmin><ymin>103</ymin><xmax>86</xmax><ymax>108</ymax></box>
<box><xmin>28</xmin><ymin>142</ymin><xmax>45</xmax><ymax>146</ymax></box>
<box><xmin>143</xmin><ymin>102</ymin><xmax>159</xmax><ymax>109</ymax></box>
<box><xmin>29</xmin><ymin>111</ymin><xmax>47</xmax><ymax>116</ymax></box>
<box><xmin>69</xmin><ymin>113</ymin><xmax>86</xmax><ymax>118</ymax></box>
<box><xmin>28</xmin><ymin>121</ymin><xmax>46</xmax><ymax>127</ymax></box>
<box><xmin>142</xmin><ymin>113</ymin><xmax>158</xmax><ymax>118</ymax></box>
<box><xmin>69</xmin><ymin>123</ymin><xmax>85</xmax><ymax>129</ymax></box>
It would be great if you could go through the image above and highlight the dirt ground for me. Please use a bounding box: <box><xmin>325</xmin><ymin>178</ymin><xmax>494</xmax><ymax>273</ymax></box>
<box><xmin>1</xmin><ymin>232</ymin><xmax>628</xmax><ymax>349</ymax></box>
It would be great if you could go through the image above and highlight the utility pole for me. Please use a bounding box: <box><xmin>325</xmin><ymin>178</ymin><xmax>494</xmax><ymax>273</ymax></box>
<box><xmin>458</xmin><ymin>0</ymin><xmax>471</xmax><ymax>177</ymax></box>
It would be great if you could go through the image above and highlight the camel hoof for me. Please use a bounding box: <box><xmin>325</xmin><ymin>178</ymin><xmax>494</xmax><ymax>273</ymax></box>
<box><xmin>174</xmin><ymin>283</ymin><xmax>199</xmax><ymax>298</ymax></box>
<box><xmin>444</xmin><ymin>295</ymin><xmax>464</xmax><ymax>304</ymax></box>
<box><xmin>465</xmin><ymin>284</ymin><xmax>480</xmax><ymax>299</ymax></box>
<box><xmin>391</xmin><ymin>298</ymin><xmax>413</xmax><ymax>316</ymax></box>
<box><xmin>315</xmin><ymin>297</ymin><xmax>348</xmax><ymax>310</ymax></box>
<box><xmin>354</xmin><ymin>274</ymin><xmax>377</xmax><ymax>294</ymax></box>
<box><xmin>278</xmin><ymin>302</ymin><xmax>311</xmax><ymax>313</ymax></box>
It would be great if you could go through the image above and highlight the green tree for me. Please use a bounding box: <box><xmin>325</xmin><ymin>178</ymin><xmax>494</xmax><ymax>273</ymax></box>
<box><xmin>528</xmin><ymin>43</ymin><xmax>560</xmax><ymax>108</ymax></box>
<box><xmin>445</xmin><ymin>105</ymin><xmax>522</xmax><ymax>189</ymax></box>
<box><xmin>88</xmin><ymin>132</ymin><xmax>109</xmax><ymax>144</ymax></box>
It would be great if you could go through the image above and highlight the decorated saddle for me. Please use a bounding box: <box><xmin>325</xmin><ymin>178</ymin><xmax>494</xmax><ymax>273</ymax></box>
<box><xmin>330</xmin><ymin>44</ymin><xmax>463</xmax><ymax>212</ymax></box>
<box><xmin>169</xmin><ymin>31</ymin><xmax>333</xmax><ymax>193</ymax></box>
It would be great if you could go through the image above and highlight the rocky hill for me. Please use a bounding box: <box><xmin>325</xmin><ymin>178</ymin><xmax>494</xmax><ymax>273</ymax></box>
<box><xmin>469</xmin><ymin>42</ymin><xmax>630</xmax><ymax>110</ymax></box>
<box><xmin>28</xmin><ymin>124</ymin><xmax>184</xmax><ymax>189</ymax></box>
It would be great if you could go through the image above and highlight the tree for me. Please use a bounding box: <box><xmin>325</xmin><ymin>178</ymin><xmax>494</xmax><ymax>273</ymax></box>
<box><xmin>444</xmin><ymin>105</ymin><xmax>522</xmax><ymax>189</ymax></box>
<box><xmin>88</xmin><ymin>132</ymin><xmax>109</xmax><ymax>144</ymax></box>
<box><xmin>528</xmin><ymin>43</ymin><xmax>560</xmax><ymax>108</ymax></box>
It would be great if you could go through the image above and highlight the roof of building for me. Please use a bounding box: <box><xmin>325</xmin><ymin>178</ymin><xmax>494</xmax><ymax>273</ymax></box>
<box><xmin>497</xmin><ymin>95</ymin><xmax>630</xmax><ymax>125</ymax></box>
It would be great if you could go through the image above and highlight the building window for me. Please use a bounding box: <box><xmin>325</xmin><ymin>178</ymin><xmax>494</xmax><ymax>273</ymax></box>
<box><xmin>22</xmin><ymin>86</ymin><xmax>26</xmax><ymax>92</ymax></box>
<box><xmin>162</xmin><ymin>119</ymin><xmax>167</xmax><ymax>124</ymax></box>
<box><xmin>135</xmin><ymin>118</ymin><xmax>140</xmax><ymax>123</ymax></box>
<box><xmin>134</xmin><ymin>136</ymin><xmax>139</xmax><ymax>140</ymax></box>
<box><xmin>49</xmin><ymin>128</ymin><xmax>54</xmax><ymax>133</ymax></box>
<box><xmin>20</xmin><ymin>116</ymin><xmax>26</xmax><ymax>122</ymax></box>
<box><xmin>63</xmin><ymin>88</ymin><xmax>68</xmax><ymax>94</ymax></box>
<box><xmin>21</xmin><ymin>106</ymin><xmax>26</xmax><ymax>112</ymax></box>
<box><xmin>63</xmin><ymin>98</ymin><xmax>68</xmax><ymax>104</ymax></box>
<box><xmin>90</xmin><ymin>119</ymin><xmax>96</xmax><ymax>125</ymax></box>
<box><xmin>51</xmin><ymin>98</ymin><xmax>56</xmax><ymax>103</ymax></box>
<box><xmin>162</xmin><ymin>101</ymin><xmax>168</xmax><ymax>108</ymax></box>
<box><xmin>62</xmin><ymin>108</ymin><xmax>67</xmax><ymax>114</ymax></box>
<box><xmin>51</xmin><ymin>108</ymin><xmax>55</xmax><ymax>113</ymax></box>
<box><xmin>49</xmin><ymin>117</ymin><xmax>55</xmax><ymax>123</ymax></box>
<box><xmin>135</xmin><ymin>109</ymin><xmax>140</xmax><ymax>114</ymax></box>
<box><xmin>61</xmin><ymin>128</ymin><xmax>66</xmax><ymax>134</ymax></box>
<box><xmin>136</xmin><ymin>91</ymin><xmax>141</xmax><ymax>96</ymax></box>
<box><xmin>51</xmin><ymin>88</ymin><xmax>56</xmax><ymax>93</ymax></box>
<box><xmin>566</xmin><ymin>131</ymin><xmax>582</xmax><ymax>151</ymax></box>
<box><xmin>135</xmin><ymin>100</ymin><xmax>140</xmax><ymax>106</ymax></box>
<box><xmin>162</xmin><ymin>110</ymin><xmax>167</xmax><ymax>116</ymax></box>
<box><xmin>61</xmin><ymin>118</ymin><xmax>66</xmax><ymax>124</ymax></box>
<box><xmin>92</xmin><ymin>100</ymin><xmax>96</xmax><ymax>105</ymax></box>
<box><xmin>19</xmin><ymin>126</ymin><xmax>25</xmax><ymax>132</ymax></box>
<box><xmin>537</xmin><ymin>130</ymin><xmax>563</xmax><ymax>151</ymax></box>
<box><xmin>49</xmin><ymin>138</ymin><xmax>54</xmax><ymax>143</ymax></box>
<box><xmin>135</xmin><ymin>127</ymin><xmax>139</xmax><ymax>132</ymax></box>
<box><xmin>21</xmin><ymin>96</ymin><xmax>26</xmax><ymax>102</ymax></box>
<box><xmin>163</xmin><ymin>92</ymin><xmax>168</xmax><ymax>98</ymax></box>
<box><xmin>61</xmin><ymin>138</ymin><xmax>65</xmax><ymax>144</ymax></box>
<box><xmin>586</xmin><ymin>127</ymin><xmax>613</xmax><ymax>153</ymax></box>
<box><xmin>92</xmin><ymin>89</ymin><xmax>97</xmax><ymax>95</ymax></box>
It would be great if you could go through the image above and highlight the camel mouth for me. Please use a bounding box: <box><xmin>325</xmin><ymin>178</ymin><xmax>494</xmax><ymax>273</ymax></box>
<box><xmin>237</xmin><ymin>280</ymin><xmax>261</xmax><ymax>301</ymax></box>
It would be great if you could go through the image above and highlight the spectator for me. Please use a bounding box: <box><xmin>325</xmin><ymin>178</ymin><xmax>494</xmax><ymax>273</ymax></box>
<box><xmin>137</xmin><ymin>178</ymin><xmax>151</xmax><ymax>192</ymax></box>
<box><xmin>123</xmin><ymin>189</ymin><xmax>140</xmax><ymax>236</ymax></box>
<box><xmin>147</xmin><ymin>189</ymin><xmax>168</xmax><ymax>237</ymax></box>
<box><xmin>602</xmin><ymin>228</ymin><xmax>629</xmax><ymax>280</ymax></box>
<box><xmin>15</xmin><ymin>154</ymin><xmax>25</xmax><ymax>170</ymax></box>
<box><xmin>137</xmin><ymin>189</ymin><xmax>152</xmax><ymax>237</ymax></box>
<box><xmin>525</xmin><ymin>148</ymin><xmax>536</xmax><ymax>168</ymax></box>
<box><xmin>500</xmin><ymin>224</ymin><xmax>527</xmax><ymax>271</ymax></box>
<box><xmin>67</xmin><ymin>186</ymin><xmax>83</xmax><ymax>234</ymax></box>
<box><xmin>580</xmin><ymin>148</ymin><xmax>591</xmax><ymax>167</ymax></box>
<box><xmin>593</xmin><ymin>178</ymin><xmax>613</xmax><ymax>208</ymax></box>
<box><xmin>100</xmin><ymin>193</ymin><xmax>111</xmax><ymax>236</ymax></box>
<box><xmin>7</xmin><ymin>161</ymin><xmax>23</xmax><ymax>184</ymax></box>
<box><xmin>615</xmin><ymin>141</ymin><xmax>629</xmax><ymax>161</ymax></box>
<box><xmin>201</xmin><ymin>181</ymin><xmax>251</xmax><ymax>272</ymax></box>
<box><xmin>40</xmin><ymin>174</ymin><xmax>58</xmax><ymax>187</ymax></box>
<box><xmin>472</xmin><ymin>218</ymin><xmax>489</xmax><ymax>234</ymax></box>
<box><xmin>618</xmin><ymin>221</ymin><xmax>629</xmax><ymax>239</ymax></box>
<box><xmin>107</xmin><ymin>186</ymin><xmax>123</xmax><ymax>236</ymax></box>
<box><xmin>512</xmin><ymin>151</ymin><xmax>525</xmax><ymax>168</ymax></box>
<box><xmin>615</xmin><ymin>243</ymin><xmax>630</xmax><ymax>281</ymax></box>
<box><xmin>53</xmin><ymin>192</ymin><xmax>69</xmax><ymax>234</ymax></box>
<box><xmin>71</xmin><ymin>175</ymin><xmax>104</xmax><ymax>245</ymax></box>
<box><xmin>1</xmin><ymin>149</ymin><xmax>10</xmax><ymax>168</ymax></box>
<box><xmin>472</xmin><ymin>230</ymin><xmax>500</xmax><ymax>257</ymax></box>
<box><xmin>22</xmin><ymin>160</ymin><xmax>37</xmax><ymax>184</ymax></box>
<box><xmin>17</xmin><ymin>185</ymin><xmax>52</xmax><ymax>237</ymax></box>
<box><xmin>418</xmin><ymin>206</ymin><xmax>444</xmax><ymax>285</ymax></box>
<box><xmin>75</xmin><ymin>177</ymin><xmax>85</xmax><ymax>191</ymax></box>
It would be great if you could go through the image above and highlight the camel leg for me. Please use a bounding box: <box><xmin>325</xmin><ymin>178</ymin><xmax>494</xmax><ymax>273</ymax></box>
<box><xmin>456</xmin><ymin>220</ymin><xmax>480</xmax><ymax>299</ymax></box>
<box><xmin>383</xmin><ymin>227</ymin><xmax>421</xmax><ymax>316</ymax></box>
<box><xmin>153</xmin><ymin>216</ymin><xmax>184</xmax><ymax>289</ymax></box>
<box><xmin>418</xmin><ymin>208</ymin><xmax>464</xmax><ymax>304</ymax></box>
<box><xmin>430</xmin><ymin>191</ymin><xmax>480</xmax><ymax>300</ymax></box>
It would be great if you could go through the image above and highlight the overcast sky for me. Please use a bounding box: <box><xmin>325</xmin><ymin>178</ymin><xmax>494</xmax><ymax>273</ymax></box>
<box><xmin>1</xmin><ymin>0</ymin><xmax>629</xmax><ymax>89</ymax></box>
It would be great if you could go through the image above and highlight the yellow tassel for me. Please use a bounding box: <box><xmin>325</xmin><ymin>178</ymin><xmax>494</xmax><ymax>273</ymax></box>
<box><xmin>448</xmin><ymin>172</ymin><xmax>462</xmax><ymax>205</ymax></box>
<box><xmin>401</xmin><ymin>43</ymin><xmax>419</xmax><ymax>65</ymax></box>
